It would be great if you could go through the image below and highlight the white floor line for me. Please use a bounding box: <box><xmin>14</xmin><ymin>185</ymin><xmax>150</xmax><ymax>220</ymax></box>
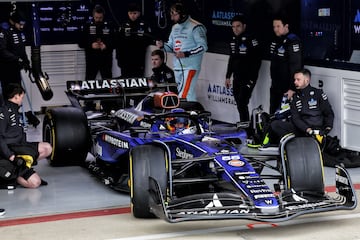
<box><xmin>106</xmin><ymin>212</ymin><xmax>360</xmax><ymax>240</ymax></box>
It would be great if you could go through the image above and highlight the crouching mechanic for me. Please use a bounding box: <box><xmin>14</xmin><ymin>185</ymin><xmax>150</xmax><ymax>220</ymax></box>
<box><xmin>270</xmin><ymin>68</ymin><xmax>334</xmax><ymax>141</ymax></box>
<box><xmin>0</xmin><ymin>83</ymin><xmax>52</xmax><ymax>188</ymax></box>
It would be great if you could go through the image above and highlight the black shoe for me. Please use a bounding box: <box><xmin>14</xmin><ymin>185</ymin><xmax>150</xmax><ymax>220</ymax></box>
<box><xmin>40</xmin><ymin>178</ymin><xmax>48</xmax><ymax>186</ymax></box>
<box><xmin>25</xmin><ymin>111</ymin><xmax>40</xmax><ymax>128</ymax></box>
<box><xmin>0</xmin><ymin>208</ymin><xmax>5</xmax><ymax>216</ymax></box>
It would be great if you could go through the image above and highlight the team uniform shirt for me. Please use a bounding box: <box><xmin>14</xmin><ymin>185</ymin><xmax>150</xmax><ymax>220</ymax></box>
<box><xmin>0</xmin><ymin>23</ymin><xmax>29</xmax><ymax>85</ymax></box>
<box><xmin>79</xmin><ymin>20</ymin><xmax>114</xmax><ymax>80</ymax></box>
<box><xmin>270</xmin><ymin>33</ymin><xmax>303</xmax><ymax>92</ymax></box>
<box><xmin>290</xmin><ymin>85</ymin><xmax>334</xmax><ymax>133</ymax></box>
<box><xmin>0</xmin><ymin>101</ymin><xmax>26</xmax><ymax>159</ymax></box>
<box><xmin>116</xmin><ymin>18</ymin><xmax>152</xmax><ymax>77</ymax></box>
<box><xmin>226</xmin><ymin>33</ymin><xmax>262</xmax><ymax>86</ymax></box>
<box><xmin>150</xmin><ymin>63</ymin><xmax>178</xmax><ymax>93</ymax></box>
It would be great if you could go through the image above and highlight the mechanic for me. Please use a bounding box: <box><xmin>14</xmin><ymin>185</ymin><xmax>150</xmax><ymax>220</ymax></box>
<box><xmin>270</xmin><ymin>68</ymin><xmax>334</xmax><ymax>141</ymax></box>
<box><xmin>156</xmin><ymin>2</ymin><xmax>208</xmax><ymax>101</ymax></box>
<box><xmin>149</xmin><ymin>49</ymin><xmax>178</xmax><ymax>93</ymax></box>
<box><xmin>269</xmin><ymin>14</ymin><xmax>303</xmax><ymax>114</ymax></box>
<box><xmin>225</xmin><ymin>14</ymin><xmax>262</xmax><ymax>128</ymax></box>
<box><xmin>115</xmin><ymin>3</ymin><xmax>153</xmax><ymax>78</ymax></box>
<box><xmin>79</xmin><ymin>4</ymin><xmax>114</xmax><ymax>81</ymax></box>
<box><xmin>0</xmin><ymin>10</ymin><xmax>31</xmax><ymax>105</ymax></box>
<box><xmin>0</xmin><ymin>83</ymin><xmax>52</xmax><ymax>188</ymax></box>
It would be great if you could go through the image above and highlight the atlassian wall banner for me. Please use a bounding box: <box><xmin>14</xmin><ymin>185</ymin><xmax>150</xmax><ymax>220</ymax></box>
<box><xmin>196</xmin><ymin>53</ymin><xmax>271</xmax><ymax>124</ymax></box>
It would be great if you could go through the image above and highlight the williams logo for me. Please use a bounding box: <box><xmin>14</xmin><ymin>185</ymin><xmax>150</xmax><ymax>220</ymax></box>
<box><xmin>354</xmin><ymin>9</ymin><xmax>360</xmax><ymax>34</ymax></box>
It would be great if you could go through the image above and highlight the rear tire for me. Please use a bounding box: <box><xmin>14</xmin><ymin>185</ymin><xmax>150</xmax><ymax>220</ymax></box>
<box><xmin>43</xmin><ymin>107</ymin><xmax>90</xmax><ymax>166</ymax></box>
<box><xmin>130</xmin><ymin>144</ymin><xmax>168</xmax><ymax>218</ymax></box>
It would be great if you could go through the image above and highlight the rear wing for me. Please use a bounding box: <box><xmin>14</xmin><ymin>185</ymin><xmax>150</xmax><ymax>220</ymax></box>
<box><xmin>65</xmin><ymin>78</ymin><xmax>177</xmax><ymax>109</ymax></box>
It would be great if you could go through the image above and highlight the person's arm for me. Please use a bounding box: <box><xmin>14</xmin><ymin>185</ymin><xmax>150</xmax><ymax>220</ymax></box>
<box><xmin>290</xmin><ymin>96</ymin><xmax>310</xmax><ymax>133</ymax></box>
<box><xmin>287</xmin><ymin>36</ymin><xmax>303</xmax><ymax>91</ymax></box>
<box><xmin>319</xmin><ymin>90</ymin><xmax>335</xmax><ymax>131</ymax></box>
<box><xmin>248</xmin><ymin>36</ymin><xmax>262</xmax><ymax>86</ymax></box>
<box><xmin>0</xmin><ymin>30</ymin><xmax>21</xmax><ymax>63</ymax></box>
<box><xmin>182</xmin><ymin>24</ymin><xmax>208</xmax><ymax>57</ymax></box>
<box><xmin>0</xmin><ymin>108</ymin><xmax>14</xmax><ymax>160</ymax></box>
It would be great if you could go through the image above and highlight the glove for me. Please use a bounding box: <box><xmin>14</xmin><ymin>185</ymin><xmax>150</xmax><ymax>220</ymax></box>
<box><xmin>13</xmin><ymin>157</ymin><xmax>25</xmax><ymax>167</ymax></box>
<box><xmin>16</xmin><ymin>155</ymin><xmax>33</xmax><ymax>168</ymax></box>
<box><xmin>323</xmin><ymin>127</ymin><xmax>332</xmax><ymax>135</ymax></box>
<box><xmin>18</xmin><ymin>58</ymin><xmax>31</xmax><ymax>72</ymax></box>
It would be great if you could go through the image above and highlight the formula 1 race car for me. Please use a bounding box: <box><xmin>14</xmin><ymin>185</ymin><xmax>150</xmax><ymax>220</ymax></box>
<box><xmin>43</xmin><ymin>78</ymin><xmax>357</xmax><ymax>223</ymax></box>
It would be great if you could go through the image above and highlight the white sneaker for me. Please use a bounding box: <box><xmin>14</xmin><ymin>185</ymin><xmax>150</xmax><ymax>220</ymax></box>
<box><xmin>0</xmin><ymin>208</ymin><xmax>6</xmax><ymax>216</ymax></box>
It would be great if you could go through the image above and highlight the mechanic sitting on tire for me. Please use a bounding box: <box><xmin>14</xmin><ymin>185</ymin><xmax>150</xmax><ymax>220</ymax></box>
<box><xmin>270</xmin><ymin>68</ymin><xmax>334</xmax><ymax>142</ymax></box>
<box><xmin>0</xmin><ymin>83</ymin><xmax>52</xmax><ymax>188</ymax></box>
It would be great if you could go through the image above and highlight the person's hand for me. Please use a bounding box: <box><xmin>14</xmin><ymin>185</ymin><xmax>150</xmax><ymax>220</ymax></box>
<box><xmin>306</xmin><ymin>128</ymin><xmax>313</xmax><ymax>135</ymax></box>
<box><xmin>156</xmin><ymin>40</ymin><xmax>164</xmax><ymax>48</ymax></box>
<box><xmin>225</xmin><ymin>78</ymin><xmax>231</xmax><ymax>88</ymax></box>
<box><xmin>175</xmin><ymin>51</ymin><xmax>185</xmax><ymax>58</ymax></box>
<box><xmin>9</xmin><ymin>155</ymin><xmax>15</xmax><ymax>161</ymax></box>
<box><xmin>91</xmin><ymin>42</ymin><xmax>100</xmax><ymax>49</ymax></box>
<box><xmin>99</xmin><ymin>42</ymin><xmax>106</xmax><ymax>50</ymax></box>
<box><xmin>285</xmin><ymin>89</ymin><xmax>295</xmax><ymax>99</ymax></box>
<box><xmin>323</xmin><ymin>127</ymin><xmax>332</xmax><ymax>135</ymax></box>
<box><xmin>18</xmin><ymin>58</ymin><xmax>30</xmax><ymax>72</ymax></box>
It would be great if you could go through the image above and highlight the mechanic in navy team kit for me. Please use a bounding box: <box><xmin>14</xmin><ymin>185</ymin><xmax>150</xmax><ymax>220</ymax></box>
<box><xmin>0</xmin><ymin>10</ymin><xmax>31</xmax><ymax>103</ymax></box>
<box><xmin>269</xmin><ymin>14</ymin><xmax>303</xmax><ymax>114</ymax></box>
<box><xmin>270</xmin><ymin>68</ymin><xmax>334</xmax><ymax>140</ymax></box>
<box><xmin>156</xmin><ymin>2</ymin><xmax>208</xmax><ymax>101</ymax></box>
<box><xmin>0</xmin><ymin>84</ymin><xmax>52</xmax><ymax>189</ymax></box>
<box><xmin>225</xmin><ymin>15</ymin><xmax>262</xmax><ymax>127</ymax></box>
<box><xmin>79</xmin><ymin>4</ymin><xmax>114</xmax><ymax>80</ymax></box>
<box><xmin>116</xmin><ymin>3</ymin><xmax>153</xmax><ymax>78</ymax></box>
<box><xmin>149</xmin><ymin>49</ymin><xmax>178</xmax><ymax>93</ymax></box>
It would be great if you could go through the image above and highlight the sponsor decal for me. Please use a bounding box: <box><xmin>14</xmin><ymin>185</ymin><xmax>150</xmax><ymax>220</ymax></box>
<box><xmin>78</xmin><ymin>78</ymin><xmax>148</xmax><ymax>90</ymax></box>
<box><xmin>354</xmin><ymin>9</ymin><xmax>360</xmax><ymax>34</ymax></box>
<box><xmin>207</xmin><ymin>84</ymin><xmax>235</xmax><ymax>105</ymax></box>
<box><xmin>285</xmin><ymin>201</ymin><xmax>328</xmax><ymax>211</ymax></box>
<box><xmin>228</xmin><ymin>159</ymin><xmax>245</xmax><ymax>167</ymax></box>
<box><xmin>176</xmin><ymin>147</ymin><xmax>194</xmax><ymax>159</ymax></box>
<box><xmin>174</xmin><ymin>40</ymin><xmax>182</xmax><ymax>52</ymax></box>
<box><xmin>115</xmin><ymin>110</ymin><xmax>139</xmax><ymax>123</ymax></box>
<box><xmin>336</xmin><ymin>174</ymin><xmax>349</xmax><ymax>185</ymax></box>
<box><xmin>254</xmin><ymin>194</ymin><xmax>275</xmax><ymax>199</ymax></box>
<box><xmin>139</xmin><ymin>121</ymin><xmax>151</xmax><ymax>128</ymax></box>
<box><xmin>103</xmin><ymin>134</ymin><xmax>129</xmax><ymax>149</ymax></box>
<box><xmin>179</xmin><ymin>194</ymin><xmax>250</xmax><ymax>215</ymax></box>
<box><xmin>211</xmin><ymin>11</ymin><xmax>243</xmax><ymax>27</ymax></box>
<box><xmin>249</xmin><ymin>189</ymin><xmax>272</xmax><ymax>194</ymax></box>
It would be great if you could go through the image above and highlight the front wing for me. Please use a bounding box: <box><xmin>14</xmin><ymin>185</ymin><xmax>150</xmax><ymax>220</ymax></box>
<box><xmin>149</xmin><ymin>165</ymin><xmax>357</xmax><ymax>223</ymax></box>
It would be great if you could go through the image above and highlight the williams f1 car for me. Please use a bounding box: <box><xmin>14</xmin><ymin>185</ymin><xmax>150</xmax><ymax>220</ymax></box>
<box><xmin>43</xmin><ymin>78</ymin><xmax>357</xmax><ymax>223</ymax></box>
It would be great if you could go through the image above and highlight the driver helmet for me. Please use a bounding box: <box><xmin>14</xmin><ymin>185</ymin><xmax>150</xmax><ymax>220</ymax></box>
<box><xmin>166</xmin><ymin>108</ymin><xmax>190</xmax><ymax>134</ymax></box>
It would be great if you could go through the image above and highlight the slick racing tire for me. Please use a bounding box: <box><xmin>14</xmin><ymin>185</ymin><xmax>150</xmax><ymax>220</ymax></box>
<box><xmin>283</xmin><ymin>136</ymin><xmax>325</xmax><ymax>194</ymax></box>
<box><xmin>43</xmin><ymin>107</ymin><xmax>90</xmax><ymax>166</ymax></box>
<box><xmin>130</xmin><ymin>144</ymin><xmax>168</xmax><ymax>218</ymax></box>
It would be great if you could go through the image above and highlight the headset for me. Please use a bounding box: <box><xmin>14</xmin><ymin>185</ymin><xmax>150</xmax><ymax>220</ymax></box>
<box><xmin>172</xmin><ymin>2</ymin><xmax>188</xmax><ymax>23</ymax></box>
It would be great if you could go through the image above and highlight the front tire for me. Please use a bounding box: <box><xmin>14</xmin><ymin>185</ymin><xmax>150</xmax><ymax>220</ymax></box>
<box><xmin>130</xmin><ymin>144</ymin><xmax>168</xmax><ymax>218</ymax></box>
